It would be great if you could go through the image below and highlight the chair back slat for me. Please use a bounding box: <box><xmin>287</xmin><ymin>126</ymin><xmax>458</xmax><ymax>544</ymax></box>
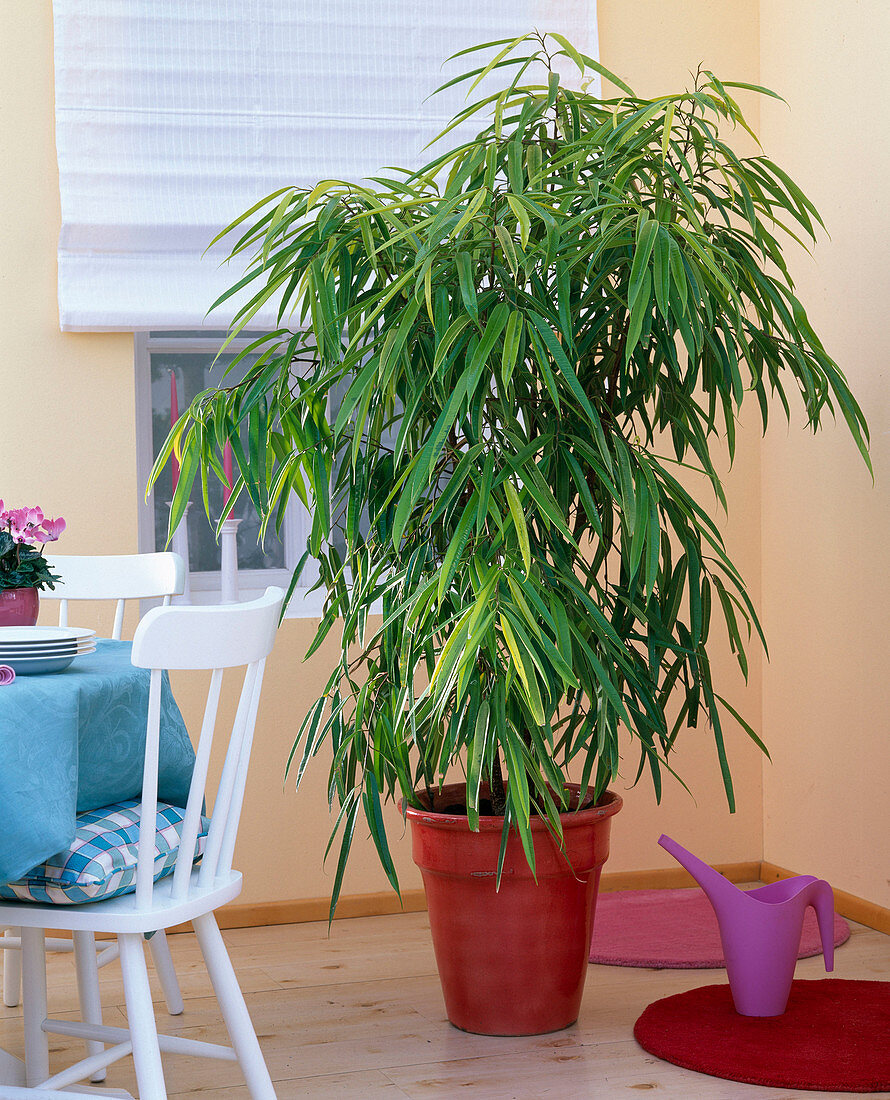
<box><xmin>197</xmin><ymin>662</ymin><xmax>259</xmax><ymax>887</ymax></box>
<box><xmin>112</xmin><ymin>598</ymin><xmax>126</xmax><ymax>641</ymax></box>
<box><xmin>135</xmin><ymin>671</ymin><xmax>164</xmax><ymax>909</ymax></box>
<box><xmin>46</xmin><ymin>553</ymin><xmax>185</xmax><ymax>640</ymax></box>
<box><xmin>130</xmin><ymin>588</ymin><xmax>284</xmax><ymax>907</ymax></box>
<box><xmin>218</xmin><ymin>659</ymin><xmax>268</xmax><ymax>875</ymax></box>
<box><xmin>195</xmin><ymin>660</ymin><xmax>261</xmax><ymax>884</ymax></box>
<box><xmin>171</xmin><ymin>668</ymin><xmax>224</xmax><ymax>899</ymax></box>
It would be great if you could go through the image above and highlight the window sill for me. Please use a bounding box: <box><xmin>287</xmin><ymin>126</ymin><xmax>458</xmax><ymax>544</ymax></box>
<box><xmin>173</xmin><ymin>586</ymin><xmax>326</xmax><ymax>618</ymax></box>
<box><xmin>172</xmin><ymin>586</ymin><xmax>383</xmax><ymax>620</ymax></box>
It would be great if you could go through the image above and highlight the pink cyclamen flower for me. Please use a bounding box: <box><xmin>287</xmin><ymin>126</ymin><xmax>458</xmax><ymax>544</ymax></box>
<box><xmin>7</xmin><ymin>507</ymin><xmax>44</xmax><ymax>543</ymax></box>
<box><xmin>34</xmin><ymin>516</ymin><xmax>66</xmax><ymax>543</ymax></box>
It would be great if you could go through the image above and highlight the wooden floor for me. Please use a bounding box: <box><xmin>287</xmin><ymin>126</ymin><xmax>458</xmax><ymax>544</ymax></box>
<box><xmin>0</xmin><ymin>904</ymin><xmax>888</xmax><ymax>1098</ymax></box>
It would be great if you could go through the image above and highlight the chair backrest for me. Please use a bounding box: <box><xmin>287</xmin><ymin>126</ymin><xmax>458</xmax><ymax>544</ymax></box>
<box><xmin>129</xmin><ymin>586</ymin><xmax>285</xmax><ymax>907</ymax></box>
<box><xmin>45</xmin><ymin>553</ymin><xmax>186</xmax><ymax>639</ymax></box>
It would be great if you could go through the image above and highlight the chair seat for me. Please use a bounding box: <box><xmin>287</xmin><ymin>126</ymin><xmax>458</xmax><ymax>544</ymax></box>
<box><xmin>0</xmin><ymin>800</ymin><xmax>208</xmax><ymax>905</ymax></box>
<box><xmin>0</xmin><ymin>868</ymin><xmax>244</xmax><ymax>935</ymax></box>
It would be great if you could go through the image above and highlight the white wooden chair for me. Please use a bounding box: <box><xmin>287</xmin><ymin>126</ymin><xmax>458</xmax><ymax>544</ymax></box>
<box><xmin>2</xmin><ymin>553</ymin><xmax>187</xmax><ymax>1023</ymax></box>
<box><xmin>0</xmin><ymin>587</ymin><xmax>284</xmax><ymax>1098</ymax></box>
<box><xmin>48</xmin><ymin>552</ymin><xmax>187</xmax><ymax>636</ymax></box>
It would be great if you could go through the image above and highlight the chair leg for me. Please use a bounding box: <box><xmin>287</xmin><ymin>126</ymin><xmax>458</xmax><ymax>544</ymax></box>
<box><xmin>21</xmin><ymin>927</ymin><xmax>49</xmax><ymax>1086</ymax></box>
<box><xmin>193</xmin><ymin>912</ymin><xmax>275</xmax><ymax>1100</ymax></box>
<box><xmin>72</xmin><ymin>931</ymin><xmax>107</xmax><ymax>1084</ymax></box>
<box><xmin>148</xmin><ymin>930</ymin><xmax>184</xmax><ymax>1015</ymax></box>
<box><xmin>3</xmin><ymin>926</ymin><xmax>22</xmax><ymax>1007</ymax></box>
<box><xmin>118</xmin><ymin>932</ymin><xmax>167</xmax><ymax>1100</ymax></box>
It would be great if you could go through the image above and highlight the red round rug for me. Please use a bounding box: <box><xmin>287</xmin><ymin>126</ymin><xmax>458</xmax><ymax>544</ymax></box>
<box><xmin>590</xmin><ymin>887</ymin><xmax>850</xmax><ymax>968</ymax></box>
<box><xmin>634</xmin><ymin>979</ymin><xmax>890</xmax><ymax>1092</ymax></box>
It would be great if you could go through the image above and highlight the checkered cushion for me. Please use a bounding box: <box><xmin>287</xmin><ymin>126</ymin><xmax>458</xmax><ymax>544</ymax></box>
<box><xmin>0</xmin><ymin>800</ymin><xmax>209</xmax><ymax>905</ymax></box>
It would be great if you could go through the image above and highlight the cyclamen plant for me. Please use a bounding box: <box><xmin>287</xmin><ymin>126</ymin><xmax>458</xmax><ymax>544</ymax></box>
<box><xmin>0</xmin><ymin>503</ymin><xmax>65</xmax><ymax>591</ymax></box>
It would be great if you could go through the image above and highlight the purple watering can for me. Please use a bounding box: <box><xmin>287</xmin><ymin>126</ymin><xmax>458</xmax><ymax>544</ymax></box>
<box><xmin>659</xmin><ymin>835</ymin><xmax>835</xmax><ymax>1016</ymax></box>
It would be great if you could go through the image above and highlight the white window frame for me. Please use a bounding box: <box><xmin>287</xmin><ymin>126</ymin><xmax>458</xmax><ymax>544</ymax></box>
<box><xmin>134</xmin><ymin>331</ymin><xmax>326</xmax><ymax>617</ymax></box>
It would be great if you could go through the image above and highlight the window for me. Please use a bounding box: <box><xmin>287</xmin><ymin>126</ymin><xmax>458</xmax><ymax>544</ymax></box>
<box><xmin>135</xmin><ymin>331</ymin><xmax>325</xmax><ymax>616</ymax></box>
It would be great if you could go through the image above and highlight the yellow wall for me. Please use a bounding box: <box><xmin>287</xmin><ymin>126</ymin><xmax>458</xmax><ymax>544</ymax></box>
<box><xmin>3</xmin><ymin>3</ymin><xmax>774</xmax><ymax>913</ymax></box>
<box><xmin>759</xmin><ymin>2</ymin><xmax>890</xmax><ymax>907</ymax></box>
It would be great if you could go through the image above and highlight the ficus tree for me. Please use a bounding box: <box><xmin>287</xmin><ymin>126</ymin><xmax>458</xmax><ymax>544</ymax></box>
<box><xmin>155</xmin><ymin>33</ymin><xmax>869</xmax><ymax>912</ymax></box>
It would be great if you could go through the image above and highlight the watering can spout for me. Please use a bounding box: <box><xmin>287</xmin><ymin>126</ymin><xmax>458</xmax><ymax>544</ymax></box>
<box><xmin>658</xmin><ymin>834</ymin><xmax>740</xmax><ymax>919</ymax></box>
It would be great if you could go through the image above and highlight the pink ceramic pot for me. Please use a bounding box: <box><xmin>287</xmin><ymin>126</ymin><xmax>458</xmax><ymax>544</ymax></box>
<box><xmin>0</xmin><ymin>587</ymin><xmax>39</xmax><ymax>626</ymax></box>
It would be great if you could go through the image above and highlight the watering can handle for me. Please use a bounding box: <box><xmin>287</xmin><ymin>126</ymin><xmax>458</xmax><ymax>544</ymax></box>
<box><xmin>810</xmin><ymin>879</ymin><xmax>836</xmax><ymax>973</ymax></box>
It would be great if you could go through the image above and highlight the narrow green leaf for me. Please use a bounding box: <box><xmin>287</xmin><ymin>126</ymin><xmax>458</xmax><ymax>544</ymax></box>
<box><xmin>466</xmin><ymin>701</ymin><xmax>490</xmax><ymax>830</ymax></box>
<box><xmin>457</xmin><ymin>252</ymin><xmax>478</xmax><ymax>321</ymax></box>
<box><xmin>628</xmin><ymin>215</ymin><xmax>659</xmax><ymax>309</ymax></box>
<box><xmin>526</xmin><ymin>312</ymin><xmax>597</xmax><ymax>424</ymax></box>
<box><xmin>438</xmin><ymin>494</ymin><xmax>478</xmax><ymax>602</ymax></box>
<box><xmin>500</xmin><ymin>310</ymin><xmax>524</xmax><ymax>387</ymax></box>
<box><xmin>495</xmin><ymin>225</ymin><xmax>519</xmax><ymax>273</ymax></box>
<box><xmin>506</xmin><ymin>195</ymin><xmax>531</xmax><ymax>248</ymax></box>
<box><xmin>505</xmin><ymin>480</ymin><xmax>531</xmax><ymax>574</ymax></box>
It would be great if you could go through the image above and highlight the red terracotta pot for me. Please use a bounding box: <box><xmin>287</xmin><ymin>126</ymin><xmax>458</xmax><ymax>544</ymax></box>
<box><xmin>404</xmin><ymin>782</ymin><xmax>622</xmax><ymax>1035</ymax></box>
<box><xmin>0</xmin><ymin>587</ymin><xmax>39</xmax><ymax>626</ymax></box>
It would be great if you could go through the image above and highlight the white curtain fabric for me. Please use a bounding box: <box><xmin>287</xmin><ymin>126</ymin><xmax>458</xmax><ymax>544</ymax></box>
<box><xmin>52</xmin><ymin>1</ymin><xmax>599</xmax><ymax>332</ymax></box>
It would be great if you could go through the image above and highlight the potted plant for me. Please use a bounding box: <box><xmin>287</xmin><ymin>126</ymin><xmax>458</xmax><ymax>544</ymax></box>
<box><xmin>157</xmin><ymin>34</ymin><xmax>869</xmax><ymax>1034</ymax></box>
<box><xmin>0</xmin><ymin>504</ymin><xmax>65</xmax><ymax>625</ymax></box>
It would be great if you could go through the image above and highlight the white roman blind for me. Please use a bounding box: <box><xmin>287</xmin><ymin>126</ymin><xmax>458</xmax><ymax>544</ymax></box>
<box><xmin>52</xmin><ymin>1</ymin><xmax>598</xmax><ymax>332</ymax></box>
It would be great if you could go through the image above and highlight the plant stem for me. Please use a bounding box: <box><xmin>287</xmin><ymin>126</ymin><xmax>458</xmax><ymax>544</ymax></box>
<box><xmin>489</xmin><ymin>750</ymin><xmax>507</xmax><ymax>815</ymax></box>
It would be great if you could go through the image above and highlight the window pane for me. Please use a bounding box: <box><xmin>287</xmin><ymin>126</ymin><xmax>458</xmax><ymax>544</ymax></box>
<box><xmin>150</xmin><ymin>350</ymin><xmax>286</xmax><ymax>573</ymax></box>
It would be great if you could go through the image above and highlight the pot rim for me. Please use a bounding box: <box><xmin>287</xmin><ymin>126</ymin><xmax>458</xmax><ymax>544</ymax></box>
<box><xmin>402</xmin><ymin>782</ymin><xmax>622</xmax><ymax>832</ymax></box>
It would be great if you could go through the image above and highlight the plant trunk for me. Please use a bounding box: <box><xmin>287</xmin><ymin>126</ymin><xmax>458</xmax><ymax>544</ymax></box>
<box><xmin>489</xmin><ymin>751</ymin><xmax>507</xmax><ymax>816</ymax></box>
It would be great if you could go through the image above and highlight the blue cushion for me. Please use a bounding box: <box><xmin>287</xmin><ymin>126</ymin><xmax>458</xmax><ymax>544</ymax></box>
<box><xmin>0</xmin><ymin>800</ymin><xmax>208</xmax><ymax>905</ymax></box>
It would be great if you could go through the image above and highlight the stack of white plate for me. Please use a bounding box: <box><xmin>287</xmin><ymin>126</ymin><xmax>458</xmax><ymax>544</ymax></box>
<box><xmin>0</xmin><ymin>626</ymin><xmax>97</xmax><ymax>675</ymax></box>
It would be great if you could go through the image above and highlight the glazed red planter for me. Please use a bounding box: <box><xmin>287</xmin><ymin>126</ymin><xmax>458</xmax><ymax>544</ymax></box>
<box><xmin>0</xmin><ymin>587</ymin><xmax>39</xmax><ymax>626</ymax></box>
<box><xmin>404</xmin><ymin>783</ymin><xmax>622</xmax><ymax>1035</ymax></box>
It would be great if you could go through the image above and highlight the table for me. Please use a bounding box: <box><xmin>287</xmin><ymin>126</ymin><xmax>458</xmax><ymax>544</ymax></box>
<box><xmin>0</xmin><ymin>638</ymin><xmax>196</xmax><ymax>885</ymax></box>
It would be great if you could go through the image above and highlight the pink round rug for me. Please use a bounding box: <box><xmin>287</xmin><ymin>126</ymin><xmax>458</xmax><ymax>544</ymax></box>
<box><xmin>590</xmin><ymin>887</ymin><xmax>851</xmax><ymax>968</ymax></box>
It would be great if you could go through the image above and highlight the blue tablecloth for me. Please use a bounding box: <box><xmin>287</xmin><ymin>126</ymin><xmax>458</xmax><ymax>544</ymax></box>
<box><xmin>0</xmin><ymin>639</ymin><xmax>195</xmax><ymax>884</ymax></box>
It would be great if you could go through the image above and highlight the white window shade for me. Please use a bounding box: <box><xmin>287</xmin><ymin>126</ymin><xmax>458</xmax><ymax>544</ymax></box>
<box><xmin>52</xmin><ymin>1</ymin><xmax>599</xmax><ymax>332</ymax></box>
